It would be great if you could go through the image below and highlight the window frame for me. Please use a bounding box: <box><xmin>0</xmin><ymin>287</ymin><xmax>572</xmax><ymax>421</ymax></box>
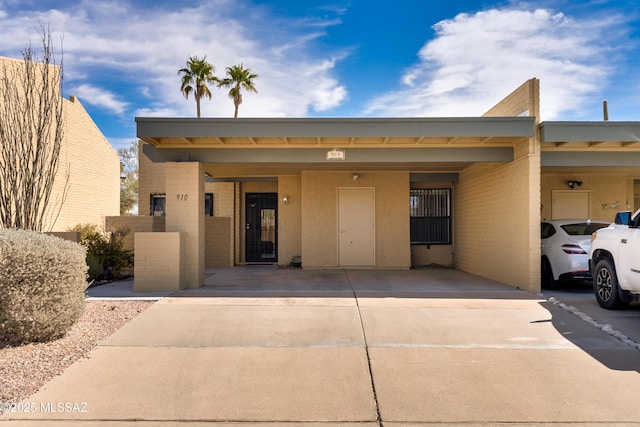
<box><xmin>410</xmin><ymin>188</ymin><xmax>452</xmax><ymax>245</ymax></box>
<box><xmin>150</xmin><ymin>193</ymin><xmax>166</xmax><ymax>216</ymax></box>
<box><xmin>205</xmin><ymin>193</ymin><xmax>214</xmax><ymax>217</ymax></box>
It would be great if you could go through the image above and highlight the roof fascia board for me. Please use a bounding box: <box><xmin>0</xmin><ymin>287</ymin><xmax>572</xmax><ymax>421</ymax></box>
<box><xmin>542</xmin><ymin>151</ymin><xmax>640</xmax><ymax>167</ymax></box>
<box><xmin>136</xmin><ymin>117</ymin><xmax>535</xmax><ymax>139</ymax></box>
<box><xmin>540</xmin><ymin>121</ymin><xmax>640</xmax><ymax>143</ymax></box>
<box><xmin>142</xmin><ymin>145</ymin><xmax>513</xmax><ymax>163</ymax></box>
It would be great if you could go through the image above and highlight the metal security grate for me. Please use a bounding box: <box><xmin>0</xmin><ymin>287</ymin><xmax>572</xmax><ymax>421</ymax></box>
<box><xmin>410</xmin><ymin>189</ymin><xmax>452</xmax><ymax>244</ymax></box>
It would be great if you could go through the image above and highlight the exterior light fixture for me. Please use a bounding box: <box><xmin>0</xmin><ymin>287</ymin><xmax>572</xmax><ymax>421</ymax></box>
<box><xmin>352</xmin><ymin>173</ymin><xmax>360</xmax><ymax>181</ymax></box>
<box><xmin>567</xmin><ymin>180</ymin><xmax>582</xmax><ymax>189</ymax></box>
<box><xmin>283</xmin><ymin>195</ymin><xmax>289</xmax><ymax>205</ymax></box>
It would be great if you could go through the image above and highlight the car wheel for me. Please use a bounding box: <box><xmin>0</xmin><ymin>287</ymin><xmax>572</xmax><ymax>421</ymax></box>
<box><xmin>593</xmin><ymin>259</ymin><xmax>629</xmax><ymax>309</ymax></box>
<box><xmin>541</xmin><ymin>257</ymin><xmax>559</xmax><ymax>290</ymax></box>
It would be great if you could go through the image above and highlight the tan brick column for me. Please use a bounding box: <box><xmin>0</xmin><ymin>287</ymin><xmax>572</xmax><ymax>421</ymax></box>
<box><xmin>165</xmin><ymin>162</ymin><xmax>204</xmax><ymax>288</ymax></box>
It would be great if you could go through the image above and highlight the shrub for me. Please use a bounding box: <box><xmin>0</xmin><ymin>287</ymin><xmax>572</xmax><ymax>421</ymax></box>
<box><xmin>68</xmin><ymin>224</ymin><xmax>133</xmax><ymax>281</ymax></box>
<box><xmin>0</xmin><ymin>229</ymin><xmax>87</xmax><ymax>344</ymax></box>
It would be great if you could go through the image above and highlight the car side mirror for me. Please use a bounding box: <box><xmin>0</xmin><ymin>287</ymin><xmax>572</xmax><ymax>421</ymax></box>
<box><xmin>615</xmin><ymin>211</ymin><xmax>631</xmax><ymax>225</ymax></box>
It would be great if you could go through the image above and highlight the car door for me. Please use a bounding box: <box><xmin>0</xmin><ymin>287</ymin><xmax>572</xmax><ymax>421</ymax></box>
<box><xmin>618</xmin><ymin>227</ymin><xmax>640</xmax><ymax>291</ymax></box>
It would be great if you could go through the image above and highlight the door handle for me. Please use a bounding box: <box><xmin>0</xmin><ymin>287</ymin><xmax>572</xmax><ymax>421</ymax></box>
<box><xmin>622</xmin><ymin>239</ymin><xmax>627</xmax><ymax>244</ymax></box>
<box><xmin>246</xmin><ymin>223</ymin><xmax>251</xmax><ymax>230</ymax></box>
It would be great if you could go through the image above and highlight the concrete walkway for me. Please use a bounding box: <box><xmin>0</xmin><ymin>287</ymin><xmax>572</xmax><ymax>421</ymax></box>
<box><xmin>3</xmin><ymin>267</ymin><xmax>640</xmax><ymax>426</ymax></box>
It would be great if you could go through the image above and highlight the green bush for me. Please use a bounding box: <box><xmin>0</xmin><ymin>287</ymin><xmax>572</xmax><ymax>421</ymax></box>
<box><xmin>0</xmin><ymin>229</ymin><xmax>87</xmax><ymax>344</ymax></box>
<box><xmin>68</xmin><ymin>224</ymin><xmax>133</xmax><ymax>281</ymax></box>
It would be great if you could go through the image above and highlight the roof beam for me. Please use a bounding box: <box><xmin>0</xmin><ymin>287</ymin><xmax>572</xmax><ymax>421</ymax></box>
<box><xmin>143</xmin><ymin>145</ymin><xmax>514</xmax><ymax>164</ymax></box>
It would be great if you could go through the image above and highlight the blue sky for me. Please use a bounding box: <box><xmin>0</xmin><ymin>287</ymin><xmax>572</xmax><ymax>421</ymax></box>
<box><xmin>1</xmin><ymin>0</ymin><xmax>639</xmax><ymax>150</ymax></box>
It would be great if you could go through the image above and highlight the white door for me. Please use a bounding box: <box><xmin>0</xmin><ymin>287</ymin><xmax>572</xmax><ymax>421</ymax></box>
<box><xmin>552</xmin><ymin>190</ymin><xmax>590</xmax><ymax>220</ymax></box>
<box><xmin>338</xmin><ymin>188</ymin><xmax>375</xmax><ymax>266</ymax></box>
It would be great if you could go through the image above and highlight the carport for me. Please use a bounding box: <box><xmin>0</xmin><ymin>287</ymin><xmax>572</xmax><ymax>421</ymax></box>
<box><xmin>130</xmin><ymin>79</ymin><xmax>542</xmax><ymax>292</ymax></box>
<box><xmin>540</xmin><ymin>121</ymin><xmax>640</xmax><ymax>223</ymax></box>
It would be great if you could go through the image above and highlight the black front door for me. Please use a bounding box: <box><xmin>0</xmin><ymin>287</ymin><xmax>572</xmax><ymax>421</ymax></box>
<box><xmin>245</xmin><ymin>193</ymin><xmax>277</xmax><ymax>262</ymax></box>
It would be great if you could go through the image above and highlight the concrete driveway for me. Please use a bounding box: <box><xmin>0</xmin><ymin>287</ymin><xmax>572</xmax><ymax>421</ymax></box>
<box><xmin>3</xmin><ymin>267</ymin><xmax>640</xmax><ymax>426</ymax></box>
<box><xmin>541</xmin><ymin>280</ymin><xmax>640</xmax><ymax>345</ymax></box>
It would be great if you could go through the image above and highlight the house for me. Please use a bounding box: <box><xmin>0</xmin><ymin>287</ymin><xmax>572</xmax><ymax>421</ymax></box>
<box><xmin>121</xmin><ymin>78</ymin><xmax>640</xmax><ymax>293</ymax></box>
<box><xmin>0</xmin><ymin>56</ymin><xmax>120</xmax><ymax>232</ymax></box>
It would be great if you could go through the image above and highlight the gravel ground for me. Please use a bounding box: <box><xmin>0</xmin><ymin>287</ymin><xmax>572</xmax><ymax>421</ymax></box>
<box><xmin>0</xmin><ymin>300</ymin><xmax>154</xmax><ymax>409</ymax></box>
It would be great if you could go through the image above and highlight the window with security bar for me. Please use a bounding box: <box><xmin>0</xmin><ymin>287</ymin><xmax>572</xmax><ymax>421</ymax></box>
<box><xmin>410</xmin><ymin>188</ymin><xmax>452</xmax><ymax>244</ymax></box>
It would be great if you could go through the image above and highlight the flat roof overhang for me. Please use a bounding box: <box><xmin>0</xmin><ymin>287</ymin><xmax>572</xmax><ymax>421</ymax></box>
<box><xmin>136</xmin><ymin>117</ymin><xmax>534</xmax><ymax>177</ymax></box>
<box><xmin>540</xmin><ymin>121</ymin><xmax>640</xmax><ymax>149</ymax></box>
<box><xmin>136</xmin><ymin>117</ymin><xmax>534</xmax><ymax>148</ymax></box>
<box><xmin>540</xmin><ymin>121</ymin><xmax>640</xmax><ymax>171</ymax></box>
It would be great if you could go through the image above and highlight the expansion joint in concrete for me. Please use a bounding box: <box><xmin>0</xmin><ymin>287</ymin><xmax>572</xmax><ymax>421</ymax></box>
<box><xmin>343</xmin><ymin>269</ymin><xmax>382</xmax><ymax>427</ymax></box>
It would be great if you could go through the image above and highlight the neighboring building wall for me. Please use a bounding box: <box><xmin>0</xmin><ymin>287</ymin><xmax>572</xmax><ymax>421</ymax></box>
<box><xmin>301</xmin><ymin>171</ymin><xmax>411</xmax><ymax>269</ymax></box>
<box><xmin>0</xmin><ymin>57</ymin><xmax>119</xmax><ymax>232</ymax></box>
<box><xmin>53</xmin><ymin>96</ymin><xmax>120</xmax><ymax>231</ymax></box>
<box><xmin>541</xmin><ymin>174</ymin><xmax>635</xmax><ymax>222</ymax></box>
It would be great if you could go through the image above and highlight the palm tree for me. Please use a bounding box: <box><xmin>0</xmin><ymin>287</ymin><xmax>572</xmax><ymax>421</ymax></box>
<box><xmin>218</xmin><ymin>63</ymin><xmax>258</xmax><ymax>118</ymax></box>
<box><xmin>178</xmin><ymin>55</ymin><xmax>217</xmax><ymax>118</ymax></box>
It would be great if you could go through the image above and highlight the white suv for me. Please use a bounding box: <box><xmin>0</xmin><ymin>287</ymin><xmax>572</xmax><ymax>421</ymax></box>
<box><xmin>590</xmin><ymin>209</ymin><xmax>640</xmax><ymax>309</ymax></box>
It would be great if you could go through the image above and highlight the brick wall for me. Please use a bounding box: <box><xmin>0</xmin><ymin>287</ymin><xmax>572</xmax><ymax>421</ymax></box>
<box><xmin>205</xmin><ymin>217</ymin><xmax>232</xmax><ymax>266</ymax></box>
<box><xmin>138</xmin><ymin>142</ymin><xmax>166</xmax><ymax>217</ymax></box>
<box><xmin>455</xmin><ymin>78</ymin><xmax>541</xmax><ymax>291</ymax></box>
<box><xmin>0</xmin><ymin>57</ymin><xmax>120</xmax><ymax>232</ymax></box>
<box><xmin>134</xmin><ymin>232</ymin><xmax>186</xmax><ymax>291</ymax></box>
<box><xmin>455</xmin><ymin>156</ymin><xmax>540</xmax><ymax>291</ymax></box>
<box><xmin>51</xmin><ymin>96</ymin><xmax>120</xmax><ymax>232</ymax></box>
<box><xmin>105</xmin><ymin>216</ymin><xmax>166</xmax><ymax>250</ymax></box>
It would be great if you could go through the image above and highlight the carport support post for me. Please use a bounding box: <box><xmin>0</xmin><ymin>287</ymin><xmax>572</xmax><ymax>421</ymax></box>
<box><xmin>165</xmin><ymin>162</ymin><xmax>204</xmax><ymax>288</ymax></box>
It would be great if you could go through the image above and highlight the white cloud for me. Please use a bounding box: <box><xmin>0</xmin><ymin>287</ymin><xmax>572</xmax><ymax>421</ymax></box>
<box><xmin>364</xmin><ymin>7</ymin><xmax>623</xmax><ymax>120</ymax></box>
<box><xmin>0</xmin><ymin>0</ymin><xmax>348</xmax><ymax>120</ymax></box>
<box><xmin>71</xmin><ymin>84</ymin><xmax>128</xmax><ymax>114</ymax></box>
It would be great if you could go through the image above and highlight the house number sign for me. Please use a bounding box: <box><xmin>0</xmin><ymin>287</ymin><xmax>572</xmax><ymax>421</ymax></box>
<box><xmin>176</xmin><ymin>194</ymin><xmax>189</xmax><ymax>201</ymax></box>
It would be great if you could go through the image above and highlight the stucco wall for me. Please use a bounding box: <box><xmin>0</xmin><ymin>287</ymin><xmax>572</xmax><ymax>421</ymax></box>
<box><xmin>278</xmin><ymin>175</ymin><xmax>302</xmax><ymax>266</ymax></box>
<box><xmin>541</xmin><ymin>174</ymin><xmax>635</xmax><ymax>222</ymax></box>
<box><xmin>301</xmin><ymin>171</ymin><xmax>410</xmax><ymax>269</ymax></box>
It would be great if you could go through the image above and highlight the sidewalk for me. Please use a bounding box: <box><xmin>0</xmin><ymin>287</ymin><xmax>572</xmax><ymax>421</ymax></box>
<box><xmin>3</xmin><ymin>268</ymin><xmax>640</xmax><ymax>426</ymax></box>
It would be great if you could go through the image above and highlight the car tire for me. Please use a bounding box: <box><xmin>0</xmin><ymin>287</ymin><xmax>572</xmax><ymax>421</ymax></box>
<box><xmin>541</xmin><ymin>257</ymin><xmax>559</xmax><ymax>290</ymax></box>
<box><xmin>593</xmin><ymin>259</ymin><xmax>629</xmax><ymax>309</ymax></box>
